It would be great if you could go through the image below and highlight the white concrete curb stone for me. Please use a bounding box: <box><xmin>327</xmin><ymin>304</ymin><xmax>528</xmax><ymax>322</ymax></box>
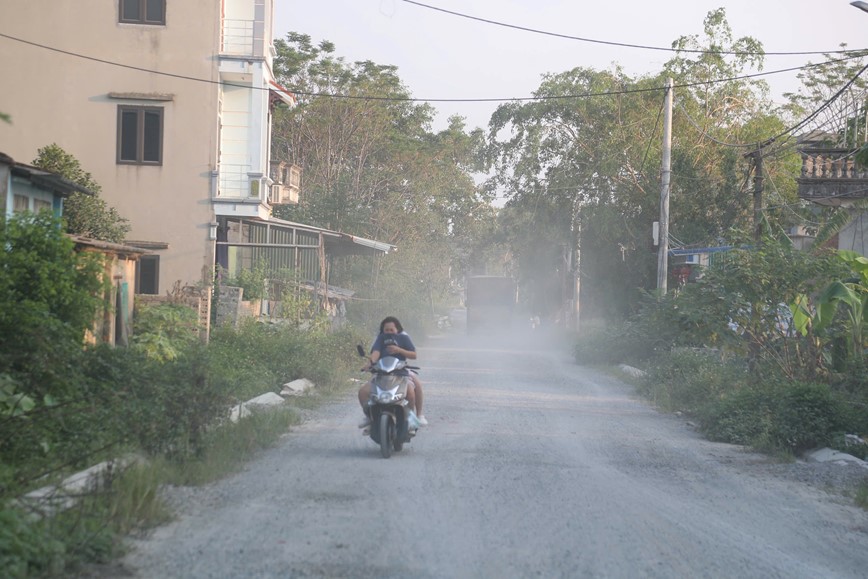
<box><xmin>229</xmin><ymin>391</ymin><xmax>287</xmax><ymax>423</ymax></box>
<box><xmin>18</xmin><ymin>455</ymin><xmax>144</xmax><ymax>518</ymax></box>
<box><xmin>280</xmin><ymin>378</ymin><xmax>315</xmax><ymax>397</ymax></box>
<box><xmin>803</xmin><ymin>447</ymin><xmax>868</xmax><ymax>469</ymax></box>
<box><xmin>618</xmin><ymin>364</ymin><xmax>647</xmax><ymax>378</ymax></box>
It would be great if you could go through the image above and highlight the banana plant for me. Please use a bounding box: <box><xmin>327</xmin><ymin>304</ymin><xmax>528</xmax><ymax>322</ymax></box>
<box><xmin>792</xmin><ymin>250</ymin><xmax>868</xmax><ymax>363</ymax></box>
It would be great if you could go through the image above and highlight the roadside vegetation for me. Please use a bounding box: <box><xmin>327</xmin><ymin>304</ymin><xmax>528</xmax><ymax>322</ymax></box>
<box><xmin>574</xmin><ymin>237</ymin><xmax>868</xmax><ymax>483</ymax></box>
<box><xmin>6</xmin><ymin>7</ymin><xmax>868</xmax><ymax>575</ymax></box>
<box><xmin>0</xmin><ymin>213</ymin><xmax>366</xmax><ymax>577</ymax></box>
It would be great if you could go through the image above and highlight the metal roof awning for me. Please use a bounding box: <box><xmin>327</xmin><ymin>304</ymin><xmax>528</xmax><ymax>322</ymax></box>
<box><xmin>268</xmin><ymin>81</ymin><xmax>297</xmax><ymax>107</ymax></box>
<box><xmin>2</xmin><ymin>153</ymin><xmax>94</xmax><ymax>197</ymax></box>
<box><xmin>70</xmin><ymin>235</ymin><xmax>150</xmax><ymax>258</ymax></box>
<box><xmin>299</xmin><ymin>281</ymin><xmax>355</xmax><ymax>301</ymax></box>
<box><xmin>328</xmin><ymin>233</ymin><xmax>395</xmax><ymax>257</ymax></box>
<box><xmin>668</xmin><ymin>246</ymin><xmax>736</xmax><ymax>256</ymax></box>
<box><xmin>233</xmin><ymin>215</ymin><xmax>395</xmax><ymax>257</ymax></box>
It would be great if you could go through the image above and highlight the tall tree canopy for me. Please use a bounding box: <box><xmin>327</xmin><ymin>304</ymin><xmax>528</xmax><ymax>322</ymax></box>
<box><xmin>32</xmin><ymin>144</ymin><xmax>130</xmax><ymax>244</ymax></box>
<box><xmin>271</xmin><ymin>33</ymin><xmax>492</xmax><ymax>325</ymax></box>
<box><xmin>486</xmin><ymin>9</ymin><xmax>804</xmax><ymax>320</ymax></box>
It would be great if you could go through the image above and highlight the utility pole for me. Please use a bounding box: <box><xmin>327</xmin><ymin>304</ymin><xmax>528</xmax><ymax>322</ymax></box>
<box><xmin>747</xmin><ymin>145</ymin><xmax>765</xmax><ymax>373</ymax></box>
<box><xmin>656</xmin><ymin>78</ymin><xmax>674</xmax><ymax>294</ymax></box>
<box><xmin>752</xmin><ymin>148</ymin><xmax>764</xmax><ymax>246</ymax></box>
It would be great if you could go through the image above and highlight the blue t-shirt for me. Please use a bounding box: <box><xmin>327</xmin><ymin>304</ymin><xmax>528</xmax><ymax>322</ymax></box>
<box><xmin>371</xmin><ymin>332</ymin><xmax>415</xmax><ymax>361</ymax></box>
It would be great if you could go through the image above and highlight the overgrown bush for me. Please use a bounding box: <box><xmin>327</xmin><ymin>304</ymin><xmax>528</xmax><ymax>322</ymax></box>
<box><xmin>700</xmin><ymin>381</ymin><xmax>846</xmax><ymax>452</ymax></box>
<box><xmin>132</xmin><ymin>302</ymin><xmax>200</xmax><ymax>362</ymax></box>
<box><xmin>640</xmin><ymin>348</ymin><xmax>747</xmax><ymax>413</ymax></box>
<box><xmin>0</xmin><ymin>507</ymin><xmax>66</xmax><ymax>578</ymax></box>
<box><xmin>206</xmin><ymin>320</ymin><xmax>364</xmax><ymax>402</ymax></box>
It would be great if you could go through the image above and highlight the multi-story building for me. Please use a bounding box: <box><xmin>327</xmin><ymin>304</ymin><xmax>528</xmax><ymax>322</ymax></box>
<box><xmin>0</xmin><ymin>1</ymin><xmax>390</xmax><ymax>324</ymax></box>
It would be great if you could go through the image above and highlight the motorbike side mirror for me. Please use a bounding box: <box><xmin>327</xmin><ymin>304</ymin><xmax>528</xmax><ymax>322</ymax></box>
<box><xmin>356</xmin><ymin>344</ymin><xmax>366</xmax><ymax>358</ymax></box>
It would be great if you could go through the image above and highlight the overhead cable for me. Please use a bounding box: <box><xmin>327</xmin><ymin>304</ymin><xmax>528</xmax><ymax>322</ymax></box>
<box><xmin>400</xmin><ymin>0</ymin><xmax>868</xmax><ymax>57</ymax></box>
<box><xmin>0</xmin><ymin>31</ymin><xmax>865</xmax><ymax>104</ymax></box>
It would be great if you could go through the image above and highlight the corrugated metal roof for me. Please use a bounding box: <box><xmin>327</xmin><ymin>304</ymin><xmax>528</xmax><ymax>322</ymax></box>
<box><xmin>246</xmin><ymin>216</ymin><xmax>395</xmax><ymax>256</ymax></box>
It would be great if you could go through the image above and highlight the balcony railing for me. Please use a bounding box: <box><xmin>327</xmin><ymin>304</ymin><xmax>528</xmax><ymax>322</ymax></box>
<box><xmin>800</xmin><ymin>148</ymin><xmax>868</xmax><ymax>180</ymax></box>
<box><xmin>218</xmin><ymin>164</ymin><xmax>264</xmax><ymax>200</ymax></box>
<box><xmin>221</xmin><ymin>19</ymin><xmax>264</xmax><ymax>57</ymax></box>
<box><xmin>798</xmin><ymin>148</ymin><xmax>868</xmax><ymax>204</ymax></box>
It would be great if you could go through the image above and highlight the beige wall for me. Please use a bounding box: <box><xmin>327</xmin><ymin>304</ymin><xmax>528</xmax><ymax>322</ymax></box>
<box><xmin>0</xmin><ymin>1</ymin><xmax>221</xmax><ymax>291</ymax></box>
<box><xmin>839</xmin><ymin>211</ymin><xmax>868</xmax><ymax>257</ymax></box>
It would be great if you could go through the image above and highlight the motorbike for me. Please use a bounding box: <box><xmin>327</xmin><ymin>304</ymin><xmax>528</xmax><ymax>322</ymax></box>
<box><xmin>357</xmin><ymin>344</ymin><xmax>420</xmax><ymax>458</ymax></box>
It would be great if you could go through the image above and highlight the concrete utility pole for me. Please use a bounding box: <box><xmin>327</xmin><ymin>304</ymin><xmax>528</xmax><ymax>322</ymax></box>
<box><xmin>747</xmin><ymin>146</ymin><xmax>765</xmax><ymax>373</ymax></box>
<box><xmin>752</xmin><ymin>148</ymin><xmax>764</xmax><ymax>246</ymax></box>
<box><xmin>656</xmin><ymin>78</ymin><xmax>674</xmax><ymax>294</ymax></box>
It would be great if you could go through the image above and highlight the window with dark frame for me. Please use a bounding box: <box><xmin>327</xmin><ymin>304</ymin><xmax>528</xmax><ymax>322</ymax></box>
<box><xmin>119</xmin><ymin>0</ymin><xmax>165</xmax><ymax>25</ymax></box>
<box><xmin>117</xmin><ymin>106</ymin><xmax>163</xmax><ymax>165</ymax></box>
<box><xmin>136</xmin><ymin>255</ymin><xmax>160</xmax><ymax>295</ymax></box>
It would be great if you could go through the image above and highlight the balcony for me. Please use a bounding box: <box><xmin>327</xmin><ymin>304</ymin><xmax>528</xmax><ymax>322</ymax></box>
<box><xmin>221</xmin><ymin>18</ymin><xmax>265</xmax><ymax>58</ymax></box>
<box><xmin>217</xmin><ymin>163</ymin><xmax>265</xmax><ymax>200</ymax></box>
<box><xmin>798</xmin><ymin>148</ymin><xmax>868</xmax><ymax>206</ymax></box>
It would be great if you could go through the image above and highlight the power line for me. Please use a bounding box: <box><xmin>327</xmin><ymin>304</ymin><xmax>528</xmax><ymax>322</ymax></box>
<box><xmin>400</xmin><ymin>0</ymin><xmax>868</xmax><ymax>57</ymax></box>
<box><xmin>1</xmin><ymin>31</ymin><xmax>865</xmax><ymax>105</ymax></box>
<box><xmin>639</xmin><ymin>95</ymin><xmax>665</xmax><ymax>176</ymax></box>
<box><xmin>761</xmin><ymin>62</ymin><xmax>868</xmax><ymax>156</ymax></box>
<box><xmin>673</xmin><ymin>63</ymin><xmax>868</xmax><ymax>152</ymax></box>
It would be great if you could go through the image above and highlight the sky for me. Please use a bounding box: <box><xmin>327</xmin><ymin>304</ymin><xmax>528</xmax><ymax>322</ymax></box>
<box><xmin>275</xmin><ymin>0</ymin><xmax>868</xmax><ymax>132</ymax></box>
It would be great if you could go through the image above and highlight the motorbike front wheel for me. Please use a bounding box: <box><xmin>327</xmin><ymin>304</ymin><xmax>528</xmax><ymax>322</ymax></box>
<box><xmin>379</xmin><ymin>413</ymin><xmax>394</xmax><ymax>459</ymax></box>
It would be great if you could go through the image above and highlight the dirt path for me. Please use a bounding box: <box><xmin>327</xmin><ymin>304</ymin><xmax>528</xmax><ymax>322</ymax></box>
<box><xmin>121</xmin><ymin>329</ymin><xmax>868</xmax><ymax>578</ymax></box>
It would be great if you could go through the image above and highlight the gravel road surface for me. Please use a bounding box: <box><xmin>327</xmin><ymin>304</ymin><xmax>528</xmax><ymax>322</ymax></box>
<box><xmin>121</xmin><ymin>325</ymin><xmax>868</xmax><ymax>578</ymax></box>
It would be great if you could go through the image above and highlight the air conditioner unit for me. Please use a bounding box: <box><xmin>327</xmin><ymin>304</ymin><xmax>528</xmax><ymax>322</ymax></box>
<box><xmin>269</xmin><ymin>184</ymin><xmax>282</xmax><ymax>204</ymax></box>
<box><xmin>288</xmin><ymin>165</ymin><xmax>301</xmax><ymax>189</ymax></box>
<box><xmin>270</xmin><ymin>184</ymin><xmax>299</xmax><ymax>205</ymax></box>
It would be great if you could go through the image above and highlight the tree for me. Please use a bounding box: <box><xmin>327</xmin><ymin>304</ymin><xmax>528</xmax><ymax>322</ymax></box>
<box><xmin>486</xmin><ymin>9</ymin><xmax>797</xmax><ymax>320</ymax></box>
<box><xmin>271</xmin><ymin>34</ymin><xmax>491</xmax><ymax>326</ymax></box>
<box><xmin>0</xmin><ymin>212</ymin><xmax>105</xmax><ymax>399</ymax></box>
<box><xmin>783</xmin><ymin>47</ymin><xmax>868</xmax><ymax>243</ymax></box>
<box><xmin>32</xmin><ymin>144</ymin><xmax>130</xmax><ymax>243</ymax></box>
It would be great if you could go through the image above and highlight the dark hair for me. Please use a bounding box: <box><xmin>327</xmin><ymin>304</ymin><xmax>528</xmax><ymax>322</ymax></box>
<box><xmin>379</xmin><ymin>316</ymin><xmax>403</xmax><ymax>333</ymax></box>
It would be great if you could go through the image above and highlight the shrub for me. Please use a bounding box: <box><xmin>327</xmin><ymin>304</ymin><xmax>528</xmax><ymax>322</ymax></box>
<box><xmin>0</xmin><ymin>507</ymin><xmax>66</xmax><ymax>578</ymax></box>
<box><xmin>699</xmin><ymin>386</ymin><xmax>778</xmax><ymax>447</ymax></box>
<box><xmin>206</xmin><ymin>320</ymin><xmax>364</xmax><ymax>401</ymax></box>
<box><xmin>772</xmin><ymin>381</ymin><xmax>846</xmax><ymax>452</ymax></box>
<box><xmin>132</xmin><ymin>301</ymin><xmax>200</xmax><ymax>362</ymax></box>
<box><xmin>640</xmin><ymin>348</ymin><xmax>747</xmax><ymax>413</ymax></box>
<box><xmin>573</xmin><ymin>318</ymin><xmax>669</xmax><ymax>366</ymax></box>
<box><xmin>700</xmin><ymin>381</ymin><xmax>846</xmax><ymax>452</ymax></box>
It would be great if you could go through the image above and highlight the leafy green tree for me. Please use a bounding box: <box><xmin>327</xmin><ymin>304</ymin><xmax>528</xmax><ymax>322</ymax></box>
<box><xmin>783</xmin><ymin>47</ymin><xmax>868</xmax><ymax>241</ymax></box>
<box><xmin>0</xmin><ymin>212</ymin><xmax>105</xmax><ymax>397</ymax></box>
<box><xmin>32</xmin><ymin>143</ymin><xmax>130</xmax><ymax>243</ymax></box>
<box><xmin>486</xmin><ymin>9</ymin><xmax>800</xmax><ymax>320</ymax></box>
<box><xmin>271</xmin><ymin>34</ymin><xmax>491</xmax><ymax>325</ymax></box>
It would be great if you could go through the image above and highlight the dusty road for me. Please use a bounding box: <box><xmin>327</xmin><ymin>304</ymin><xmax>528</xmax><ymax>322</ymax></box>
<box><xmin>124</xmin><ymin>326</ymin><xmax>868</xmax><ymax>578</ymax></box>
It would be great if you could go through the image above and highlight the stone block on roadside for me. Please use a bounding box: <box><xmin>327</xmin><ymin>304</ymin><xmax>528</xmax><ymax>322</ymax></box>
<box><xmin>803</xmin><ymin>447</ymin><xmax>868</xmax><ymax>468</ymax></box>
<box><xmin>229</xmin><ymin>392</ymin><xmax>287</xmax><ymax>422</ymax></box>
<box><xmin>618</xmin><ymin>364</ymin><xmax>646</xmax><ymax>378</ymax></box>
<box><xmin>280</xmin><ymin>378</ymin><xmax>315</xmax><ymax>397</ymax></box>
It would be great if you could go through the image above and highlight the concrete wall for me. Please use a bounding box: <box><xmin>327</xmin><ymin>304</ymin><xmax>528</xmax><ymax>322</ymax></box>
<box><xmin>839</xmin><ymin>211</ymin><xmax>868</xmax><ymax>257</ymax></box>
<box><xmin>0</xmin><ymin>1</ymin><xmax>221</xmax><ymax>292</ymax></box>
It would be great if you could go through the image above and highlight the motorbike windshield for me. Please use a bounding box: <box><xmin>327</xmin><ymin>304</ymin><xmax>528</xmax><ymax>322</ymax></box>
<box><xmin>375</xmin><ymin>356</ymin><xmax>405</xmax><ymax>373</ymax></box>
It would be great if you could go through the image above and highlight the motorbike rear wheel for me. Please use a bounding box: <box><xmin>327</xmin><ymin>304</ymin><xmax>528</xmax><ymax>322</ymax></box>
<box><xmin>379</xmin><ymin>414</ymin><xmax>393</xmax><ymax>459</ymax></box>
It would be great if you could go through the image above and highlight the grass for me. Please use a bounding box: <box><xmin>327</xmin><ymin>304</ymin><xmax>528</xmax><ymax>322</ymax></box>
<box><xmin>168</xmin><ymin>407</ymin><xmax>300</xmax><ymax>486</ymax></box>
<box><xmin>856</xmin><ymin>482</ymin><xmax>868</xmax><ymax>510</ymax></box>
<box><xmin>0</xmin><ymin>393</ymin><xmax>338</xmax><ymax>578</ymax></box>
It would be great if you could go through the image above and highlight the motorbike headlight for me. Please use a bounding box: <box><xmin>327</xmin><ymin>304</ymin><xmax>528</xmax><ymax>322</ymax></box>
<box><xmin>376</xmin><ymin>391</ymin><xmax>404</xmax><ymax>403</ymax></box>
